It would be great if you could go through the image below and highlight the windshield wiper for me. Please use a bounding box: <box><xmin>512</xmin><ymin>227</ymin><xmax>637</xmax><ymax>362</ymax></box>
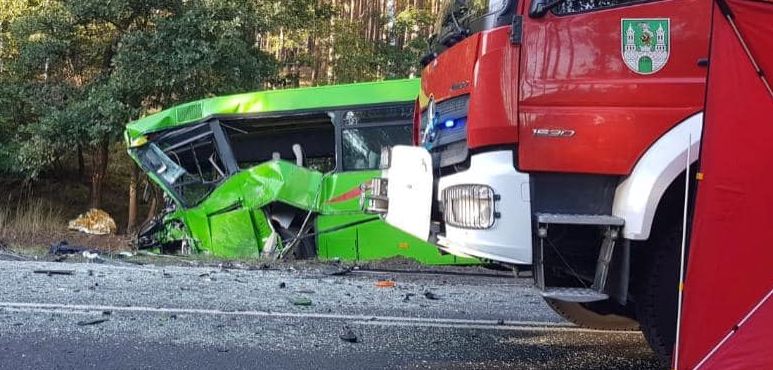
<box><xmin>440</xmin><ymin>10</ymin><xmax>470</xmax><ymax>47</ymax></box>
<box><xmin>420</xmin><ymin>35</ymin><xmax>438</xmax><ymax>67</ymax></box>
<box><xmin>529</xmin><ymin>0</ymin><xmax>567</xmax><ymax>18</ymax></box>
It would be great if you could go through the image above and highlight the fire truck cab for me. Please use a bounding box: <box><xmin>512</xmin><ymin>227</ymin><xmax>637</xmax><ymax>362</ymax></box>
<box><xmin>364</xmin><ymin>0</ymin><xmax>713</xmax><ymax>363</ymax></box>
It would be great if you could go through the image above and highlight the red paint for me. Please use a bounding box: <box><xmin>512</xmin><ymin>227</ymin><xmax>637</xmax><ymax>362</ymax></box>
<box><xmin>678</xmin><ymin>2</ymin><xmax>773</xmax><ymax>368</ymax></box>
<box><xmin>326</xmin><ymin>186</ymin><xmax>362</xmax><ymax>204</ymax></box>
<box><xmin>421</xmin><ymin>34</ymin><xmax>480</xmax><ymax>105</ymax></box>
<box><xmin>420</xmin><ymin>0</ymin><xmax>711</xmax><ymax>175</ymax></box>
<box><xmin>518</xmin><ymin>0</ymin><xmax>710</xmax><ymax>174</ymax></box>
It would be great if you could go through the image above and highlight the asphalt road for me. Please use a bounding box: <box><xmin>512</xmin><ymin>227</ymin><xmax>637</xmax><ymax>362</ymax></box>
<box><xmin>0</xmin><ymin>259</ymin><xmax>661</xmax><ymax>369</ymax></box>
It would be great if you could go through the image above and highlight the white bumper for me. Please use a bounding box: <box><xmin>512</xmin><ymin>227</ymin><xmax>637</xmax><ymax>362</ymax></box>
<box><xmin>437</xmin><ymin>151</ymin><xmax>533</xmax><ymax>265</ymax></box>
<box><xmin>374</xmin><ymin>146</ymin><xmax>533</xmax><ymax>265</ymax></box>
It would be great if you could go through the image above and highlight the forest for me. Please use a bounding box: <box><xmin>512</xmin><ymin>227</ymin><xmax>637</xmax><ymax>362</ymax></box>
<box><xmin>0</xmin><ymin>0</ymin><xmax>445</xmax><ymax>246</ymax></box>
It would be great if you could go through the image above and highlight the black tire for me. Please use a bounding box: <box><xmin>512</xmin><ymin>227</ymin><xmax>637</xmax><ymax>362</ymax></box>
<box><xmin>544</xmin><ymin>298</ymin><xmax>640</xmax><ymax>331</ymax></box>
<box><xmin>633</xmin><ymin>169</ymin><xmax>695</xmax><ymax>366</ymax></box>
<box><xmin>277</xmin><ymin>226</ymin><xmax>317</xmax><ymax>260</ymax></box>
<box><xmin>634</xmin><ymin>221</ymin><xmax>682</xmax><ymax>365</ymax></box>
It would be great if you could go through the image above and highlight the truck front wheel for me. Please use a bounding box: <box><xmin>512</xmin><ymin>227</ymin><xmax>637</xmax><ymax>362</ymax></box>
<box><xmin>544</xmin><ymin>298</ymin><xmax>639</xmax><ymax>331</ymax></box>
<box><xmin>634</xmin><ymin>220</ymin><xmax>681</xmax><ymax>364</ymax></box>
<box><xmin>633</xmin><ymin>171</ymin><xmax>693</xmax><ymax>365</ymax></box>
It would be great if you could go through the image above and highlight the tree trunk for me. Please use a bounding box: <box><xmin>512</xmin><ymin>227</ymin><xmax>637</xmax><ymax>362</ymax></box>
<box><xmin>89</xmin><ymin>138</ymin><xmax>110</xmax><ymax>210</ymax></box>
<box><xmin>142</xmin><ymin>183</ymin><xmax>161</xmax><ymax>226</ymax></box>
<box><xmin>127</xmin><ymin>163</ymin><xmax>139</xmax><ymax>233</ymax></box>
<box><xmin>77</xmin><ymin>143</ymin><xmax>85</xmax><ymax>180</ymax></box>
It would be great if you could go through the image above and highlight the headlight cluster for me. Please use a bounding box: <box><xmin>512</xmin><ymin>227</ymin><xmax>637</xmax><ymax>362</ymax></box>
<box><xmin>441</xmin><ymin>185</ymin><xmax>499</xmax><ymax>229</ymax></box>
<box><xmin>362</xmin><ymin>178</ymin><xmax>389</xmax><ymax>214</ymax></box>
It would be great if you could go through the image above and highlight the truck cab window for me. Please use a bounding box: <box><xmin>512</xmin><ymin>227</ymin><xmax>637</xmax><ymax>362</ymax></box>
<box><xmin>552</xmin><ymin>0</ymin><xmax>647</xmax><ymax>15</ymax></box>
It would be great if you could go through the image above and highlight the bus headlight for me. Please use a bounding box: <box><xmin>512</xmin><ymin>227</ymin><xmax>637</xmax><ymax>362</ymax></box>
<box><xmin>380</xmin><ymin>146</ymin><xmax>392</xmax><ymax>170</ymax></box>
<box><xmin>441</xmin><ymin>185</ymin><xmax>500</xmax><ymax>229</ymax></box>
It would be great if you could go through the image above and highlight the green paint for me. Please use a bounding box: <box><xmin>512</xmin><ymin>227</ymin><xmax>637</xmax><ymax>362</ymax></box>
<box><xmin>126</xmin><ymin>79</ymin><xmax>478</xmax><ymax>265</ymax></box>
<box><xmin>621</xmin><ymin>18</ymin><xmax>670</xmax><ymax>75</ymax></box>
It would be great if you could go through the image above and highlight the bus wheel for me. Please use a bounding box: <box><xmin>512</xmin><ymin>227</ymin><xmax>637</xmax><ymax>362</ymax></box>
<box><xmin>544</xmin><ymin>298</ymin><xmax>640</xmax><ymax>331</ymax></box>
<box><xmin>277</xmin><ymin>226</ymin><xmax>317</xmax><ymax>260</ymax></box>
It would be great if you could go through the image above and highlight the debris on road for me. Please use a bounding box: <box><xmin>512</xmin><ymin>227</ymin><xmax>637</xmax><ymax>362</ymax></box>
<box><xmin>278</xmin><ymin>282</ymin><xmax>286</xmax><ymax>289</ymax></box>
<box><xmin>328</xmin><ymin>266</ymin><xmax>353</xmax><ymax>276</ymax></box>
<box><xmin>375</xmin><ymin>280</ymin><xmax>396</xmax><ymax>288</ymax></box>
<box><xmin>402</xmin><ymin>293</ymin><xmax>416</xmax><ymax>302</ymax></box>
<box><xmin>77</xmin><ymin>318</ymin><xmax>109</xmax><ymax>326</ymax></box>
<box><xmin>423</xmin><ymin>291</ymin><xmax>440</xmax><ymax>300</ymax></box>
<box><xmin>33</xmin><ymin>269</ymin><xmax>75</xmax><ymax>276</ymax></box>
<box><xmin>339</xmin><ymin>326</ymin><xmax>358</xmax><ymax>343</ymax></box>
<box><xmin>49</xmin><ymin>241</ymin><xmax>97</xmax><ymax>256</ymax></box>
<box><xmin>291</xmin><ymin>297</ymin><xmax>313</xmax><ymax>306</ymax></box>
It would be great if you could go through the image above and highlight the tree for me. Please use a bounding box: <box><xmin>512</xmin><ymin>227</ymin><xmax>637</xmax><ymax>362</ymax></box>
<box><xmin>2</xmin><ymin>0</ymin><xmax>281</xmax><ymax>212</ymax></box>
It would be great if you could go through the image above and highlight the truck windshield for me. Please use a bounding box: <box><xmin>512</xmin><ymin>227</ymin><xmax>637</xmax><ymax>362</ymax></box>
<box><xmin>431</xmin><ymin>0</ymin><xmax>512</xmax><ymax>52</ymax></box>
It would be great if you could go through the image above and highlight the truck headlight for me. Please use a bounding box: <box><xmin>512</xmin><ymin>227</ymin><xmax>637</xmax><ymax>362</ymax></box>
<box><xmin>441</xmin><ymin>185</ymin><xmax>499</xmax><ymax>229</ymax></box>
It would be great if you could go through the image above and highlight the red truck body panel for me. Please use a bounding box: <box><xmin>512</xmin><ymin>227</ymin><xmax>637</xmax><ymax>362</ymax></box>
<box><xmin>421</xmin><ymin>0</ymin><xmax>711</xmax><ymax>175</ymax></box>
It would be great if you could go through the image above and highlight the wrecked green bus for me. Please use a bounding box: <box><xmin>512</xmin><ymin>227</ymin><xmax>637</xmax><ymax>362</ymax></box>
<box><xmin>125</xmin><ymin>79</ymin><xmax>476</xmax><ymax>265</ymax></box>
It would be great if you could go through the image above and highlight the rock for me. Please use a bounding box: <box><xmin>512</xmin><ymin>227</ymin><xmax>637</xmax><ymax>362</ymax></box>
<box><xmin>423</xmin><ymin>291</ymin><xmax>440</xmax><ymax>300</ymax></box>
<box><xmin>279</xmin><ymin>282</ymin><xmax>287</xmax><ymax>289</ymax></box>
<box><xmin>402</xmin><ymin>293</ymin><xmax>416</xmax><ymax>302</ymax></box>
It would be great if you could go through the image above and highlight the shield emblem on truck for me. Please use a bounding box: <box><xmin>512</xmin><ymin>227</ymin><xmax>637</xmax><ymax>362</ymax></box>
<box><xmin>621</xmin><ymin>19</ymin><xmax>670</xmax><ymax>75</ymax></box>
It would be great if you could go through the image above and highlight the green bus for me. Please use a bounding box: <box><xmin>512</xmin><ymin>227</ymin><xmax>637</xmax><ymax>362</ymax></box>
<box><xmin>125</xmin><ymin>79</ymin><xmax>477</xmax><ymax>265</ymax></box>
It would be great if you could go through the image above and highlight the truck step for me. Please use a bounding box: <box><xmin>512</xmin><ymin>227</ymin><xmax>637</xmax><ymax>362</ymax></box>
<box><xmin>541</xmin><ymin>287</ymin><xmax>609</xmax><ymax>303</ymax></box>
<box><xmin>536</xmin><ymin>213</ymin><xmax>625</xmax><ymax>226</ymax></box>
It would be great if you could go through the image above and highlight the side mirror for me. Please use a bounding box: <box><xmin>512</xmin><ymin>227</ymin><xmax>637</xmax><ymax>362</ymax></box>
<box><xmin>529</xmin><ymin>0</ymin><xmax>562</xmax><ymax>18</ymax></box>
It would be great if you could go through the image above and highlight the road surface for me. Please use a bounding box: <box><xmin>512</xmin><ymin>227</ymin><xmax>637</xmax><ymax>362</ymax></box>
<box><xmin>0</xmin><ymin>259</ymin><xmax>661</xmax><ymax>369</ymax></box>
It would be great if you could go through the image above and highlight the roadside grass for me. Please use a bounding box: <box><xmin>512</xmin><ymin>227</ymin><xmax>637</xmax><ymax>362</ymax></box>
<box><xmin>0</xmin><ymin>197</ymin><xmax>64</xmax><ymax>240</ymax></box>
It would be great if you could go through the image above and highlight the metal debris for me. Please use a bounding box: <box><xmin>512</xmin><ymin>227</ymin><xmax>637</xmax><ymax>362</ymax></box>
<box><xmin>291</xmin><ymin>297</ymin><xmax>313</xmax><ymax>306</ymax></box>
<box><xmin>339</xmin><ymin>326</ymin><xmax>358</xmax><ymax>343</ymax></box>
<box><xmin>33</xmin><ymin>269</ymin><xmax>75</xmax><ymax>276</ymax></box>
<box><xmin>424</xmin><ymin>291</ymin><xmax>440</xmax><ymax>300</ymax></box>
<box><xmin>375</xmin><ymin>280</ymin><xmax>396</xmax><ymax>288</ymax></box>
<box><xmin>77</xmin><ymin>318</ymin><xmax>109</xmax><ymax>326</ymax></box>
<box><xmin>329</xmin><ymin>267</ymin><xmax>353</xmax><ymax>276</ymax></box>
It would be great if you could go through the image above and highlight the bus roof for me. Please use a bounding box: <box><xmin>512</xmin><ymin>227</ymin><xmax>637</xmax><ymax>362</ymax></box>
<box><xmin>125</xmin><ymin>79</ymin><xmax>420</xmax><ymax>140</ymax></box>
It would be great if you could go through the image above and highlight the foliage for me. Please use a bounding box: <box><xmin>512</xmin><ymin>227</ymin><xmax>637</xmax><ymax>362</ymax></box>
<box><xmin>0</xmin><ymin>0</ymin><xmax>440</xmax><ymax>209</ymax></box>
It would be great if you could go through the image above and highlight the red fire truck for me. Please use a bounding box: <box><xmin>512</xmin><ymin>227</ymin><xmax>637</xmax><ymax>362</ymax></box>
<box><xmin>364</xmin><ymin>0</ymin><xmax>715</xmax><ymax>362</ymax></box>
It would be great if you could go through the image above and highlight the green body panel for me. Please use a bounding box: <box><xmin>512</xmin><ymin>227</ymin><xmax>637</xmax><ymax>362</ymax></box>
<box><xmin>126</xmin><ymin>79</ymin><xmax>422</xmax><ymax>141</ymax></box>
<box><xmin>126</xmin><ymin>79</ymin><xmax>478</xmax><ymax>265</ymax></box>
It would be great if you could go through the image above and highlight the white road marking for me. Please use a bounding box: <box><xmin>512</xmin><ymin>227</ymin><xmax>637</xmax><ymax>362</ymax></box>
<box><xmin>351</xmin><ymin>321</ymin><xmax>641</xmax><ymax>334</ymax></box>
<box><xmin>0</xmin><ymin>302</ymin><xmax>639</xmax><ymax>334</ymax></box>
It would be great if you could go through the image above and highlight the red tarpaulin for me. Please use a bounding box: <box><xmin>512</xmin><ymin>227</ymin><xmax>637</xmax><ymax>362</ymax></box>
<box><xmin>677</xmin><ymin>1</ymin><xmax>773</xmax><ymax>369</ymax></box>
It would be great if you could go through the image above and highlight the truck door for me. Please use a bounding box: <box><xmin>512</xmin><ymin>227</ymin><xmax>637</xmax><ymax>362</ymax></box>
<box><xmin>518</xmin><ymin>0</ymin><xmax>711</xmax><ymax>175</ymax></box>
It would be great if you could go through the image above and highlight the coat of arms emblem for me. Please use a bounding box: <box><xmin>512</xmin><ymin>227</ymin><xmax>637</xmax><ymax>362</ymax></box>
<box><xmin>621</xmin><ymin>19</ymin><xmax>670</xmax><ymax>75</ymax></box>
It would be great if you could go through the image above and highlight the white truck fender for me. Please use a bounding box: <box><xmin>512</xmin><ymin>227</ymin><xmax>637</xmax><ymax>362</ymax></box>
<box><xmin>613</xmin><ymin>112</ymin><xmax>703</xmax><ymax>240</ymax></box>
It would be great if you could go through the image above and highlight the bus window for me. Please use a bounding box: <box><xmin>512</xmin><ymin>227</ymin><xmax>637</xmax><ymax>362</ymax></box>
<box><xmin>342</xmin><ymin>125</ymin><xmax>412</xmax><ymax>171</ymax></box>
